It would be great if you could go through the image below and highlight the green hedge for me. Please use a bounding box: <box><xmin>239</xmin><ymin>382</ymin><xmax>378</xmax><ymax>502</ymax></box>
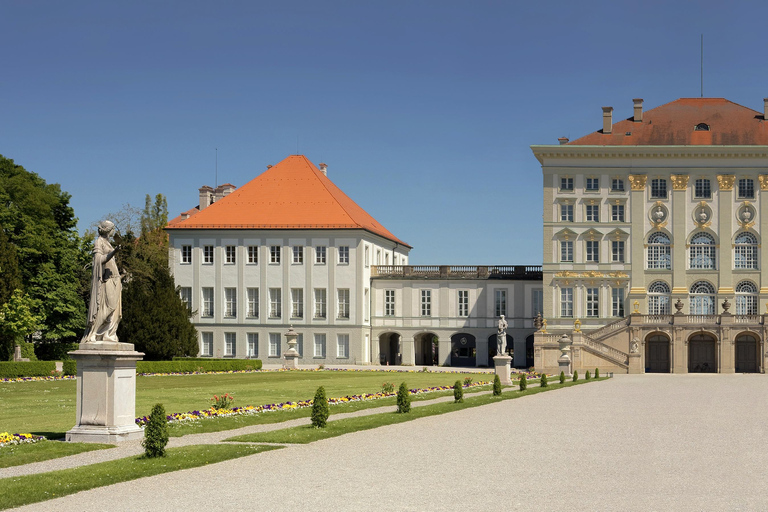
<box><xmin>137</xmin><ymin>359</ymin><xmax>262</xmax><ymax>374</ymax></box>
<box><xmin>0</xmin><ymin>361</ymin><xmax>57</xmax><ymax>378</ymax></box>
<box><xmin>63</xmin><ymin>360</ymin><xmax>77</xmax><ymax>376</ymax></box>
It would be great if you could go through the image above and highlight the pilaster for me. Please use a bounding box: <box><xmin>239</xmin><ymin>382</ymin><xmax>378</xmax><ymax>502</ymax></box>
<box><xmin>628</xmin><ymin>174</ymin><xmax>647</xmax><ymax>308</ymax></box>
<box><xmin>671</xmin><ymin>176</ymin><xmax>688</xmax><ymax>296</ymax></box>
<box><xmin>760</xmin><ymin>175</ymin><xmax>768</xmax><ymax>309</ymax></box>
<box><xmin>717</xmin><ymin>175</ymin><xmax>735</xmax><ymax>296</ymax></box>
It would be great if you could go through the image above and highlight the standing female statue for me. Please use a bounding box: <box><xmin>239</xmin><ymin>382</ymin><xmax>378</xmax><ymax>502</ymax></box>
<box><xmin>83</xmin><ymin>220</ymin><xmax>122</xmax><ymax>342</ymax></box>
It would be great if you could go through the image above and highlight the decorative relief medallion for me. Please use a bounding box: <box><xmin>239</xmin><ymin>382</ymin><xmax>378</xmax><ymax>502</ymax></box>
<box><xmin>628</xmin><ymin>175</ymin><xmax>647</xmax><ymax>191</ymax></box>
<box><xmin>670</xmin><ymin>174</ymin><xmax>689</xmax><ymax>190</ymax></box>
<box><xmin>737</xmin><ymin>202</ymin><xmax>756</xmax><ymax>229</ymax></box>
<box><xmin>554</xmin><ymin>271</ymin><xmax>629</xmax><ymax>279</ymax></box>
<box><xmin>759</xmin><ymin>175</ymin><xmax>768</xmax><ymax>191</ymax></box>
<box><xmin>648</xmin><ymin>201</ymin><xmax>668</xmax><ymax>228</ymax></box>
<box><xmin>717</xmin><ymin>174</ymin><xmax>735</xmax><ymax>190</ymax></box>
<box><xmin>692</xmin><ymin>201</ymin><xmax>713</xmax><ymax>228</ymax></box>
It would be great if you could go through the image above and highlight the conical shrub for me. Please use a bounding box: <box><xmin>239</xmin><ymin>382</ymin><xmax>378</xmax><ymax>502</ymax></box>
<box><xmin>493</xmin><ymin>374</ymin><xmax>502</xmax><ymax>396</ymax></box>
<box><xmin>311</xmin><ymin>386</ymin><xmax>330</xmax><ymax>428</ymax></box>
<box><xmin>397</xmin><ymin>382</ymin><xmax>411</xmax><ymax>413</ymax></box>
<box><xmin>453</xmin><ymin>380</ymin><xmax>464</xmax><ymax>403</ymax></box>
<box><xmin>142</xmin><ymin>403</ymin><xmax>169</xmax><ymax>458</ymax></box>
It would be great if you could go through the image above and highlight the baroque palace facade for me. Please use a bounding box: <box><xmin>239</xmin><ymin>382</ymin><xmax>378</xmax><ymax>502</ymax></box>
<box><xmin>532</xmin><ymin>97</ymin><xmax>768</xmax><ymax>374</ymax></box>
<box><xmin>166</xmin><ymin>155</ymin><xmax>542</xmax><ymax>368</ymax></box>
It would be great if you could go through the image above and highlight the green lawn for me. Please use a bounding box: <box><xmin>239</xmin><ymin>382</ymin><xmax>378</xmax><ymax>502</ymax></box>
<box><xmin>0</xmin><ymin>442</ymin><xmax>115</xmax><ymax>469</ymax></box>
<box><xmin>1</xmin><ymin>369</ymin><xmax>495</xmax><ymax>438</ymax></box>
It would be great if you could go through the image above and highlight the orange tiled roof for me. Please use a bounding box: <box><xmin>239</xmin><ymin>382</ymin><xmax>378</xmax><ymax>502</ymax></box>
<box><xmin>166</xmin><ymin>155</ymin><xmax>410</xmax><ymax>247</ymax></box>
<box><xmin>167</xmin><ymin>206</ymin><xmax>200</xmax><ymax>227</ymax></box>
<box><xmin>568</xmin><ymin>98</ymin><xmax>768</xmax><ymax>146</ymax></box>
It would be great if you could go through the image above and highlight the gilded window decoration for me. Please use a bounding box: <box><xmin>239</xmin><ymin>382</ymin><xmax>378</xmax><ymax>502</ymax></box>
<box><xmin>717</xmin><ymin>174</ymin><xmax>735</xmax><ymax>191</ymax></box>
<box><xmin>758</xmin><ymin>175</ymin><xmax>768</xmax><ymax>191</ymax></box>
<box><xmin>670</xmin><ymin>174</ymin><xmax>689</xmax><ymax>190</ymax></box>
<box><xmin>628</xmin><ymin>175</ymin><xmax>647</xmax><ymax>191</ymax></box>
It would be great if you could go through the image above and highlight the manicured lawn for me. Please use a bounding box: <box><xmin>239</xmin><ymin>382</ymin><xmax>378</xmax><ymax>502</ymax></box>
<box><xmin>0</xmin><ymin>369</ymin><xmax>494</xmax><ymax>438</ymax></box>
<box><xmin>0</xmin><ymin>441</ymin><xmax>115</xmax><ymax>469</ymax></box>
<box><xmin>0</xmin><ymin>444</ymin><xmax>280</xmax><ymax>510</ymax></box>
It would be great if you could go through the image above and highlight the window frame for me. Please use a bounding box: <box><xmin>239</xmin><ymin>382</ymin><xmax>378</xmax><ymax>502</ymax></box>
<box><xmin>225</xmin><ymin>245</ymin><xmax>236</xmax><ymax>264</ymax></box>
<box><xmin>315</xmin><ymin>246</ymin><xmax>327</xmax><ymax>264</ymax></box>
<box><xmin>420</xmin><ymin>289</ymin><xmax>432</xmax><ymax>317</ymax></box>
<box><xmin>291</xmin><ymin>288</ymin><xmax>304</xmax><ymax>319</ymax></box>
<box><xmin>247</xmin><ymin>245</ymin><xmax>258</xmax><ymax>264</ymax></box>
<box><xmin>270</xmin><ymin>245</ymin><xmax>281</xmax><ymax>264</ymax></box>
<box><xmin>181</xmin><ymin>245</ymin><xmax>192</xmax><ymax>264</ymax></box>
<box><xmin>292</xmin><ymin>246</ymin><xmax>304</xmax><ymax>264</ymax></box>
<box><xmin>337</xmin><ymin>289</ymin><xmax>350</xmax><ymax>319</ymax></box>
<box><xmin>586</xmin><ymin>240</ymin><xmax>599</xmax><ymax>263</ymax></box>
<box><xmin>738</xmin><ymin>178</ymin><xmax>755</xmax><ymax>199</ymax></box>
<box><xmin>269</xmin><ymin>288</ymin><xmax>282</xmax><ymax>318</ymax></box>
<box><xmin>650</xmin><ymin>178</ymin><xmax>667</xmax><ymax>199</ymax></box>
<box><xmin>385</xmin><ymin>290</ymin><xmax>395</xmax><ymax>317</ymax></box>
<box><xmin>337</xmin><ymin>334</ymin><xmax>349</xmax><ymax>359</ymax></box>
<box><xmin>338</xmin><ymin>246</ymin><xmax>350</xmax><ymax>264</ymax></box>
<box><xmin>694</xmin><ymin>178</ymin><xmax>711</xmax><ymax>199</ymax></box>
<box><xmin>611</xmin><ymin>204</ymin><xmax>625</xmax><ymax>222</ymax></box>
<box><xmin>224</xmin><ymin>287</ymin><xmax>237</xmax><ymax>318</ymax></box>
<box><xmin>247</xmin><ymin>287</ymin><xmax>259</xmax><ymax>318</ymax></box>
<box><xmin>203</xmin><ymin>245</ymin><xmax>214</xmax><ymax>264</ymax></box>
<box><xmin>201</xmin><ymin>287</ymin><xmax>214</xmax><ymax>317</ymax></box>
<box><xmin>586</xmin><ymin>287</ymin><xmax>599</xmax><ymax>318</ymax></box>
<box><xmin>314</xmin><ymin>288</ymin><xmax>327</xmax><ymax>319</ymax></box>
<box><xmin>458</xmin><ymin>290</ymin><xmax>469</xmax><ymax>317</ymax></box>
<box><xmin>313</xmin><ymin>333</ymin><xmax>326</xmax><ymax>358</ymax></box>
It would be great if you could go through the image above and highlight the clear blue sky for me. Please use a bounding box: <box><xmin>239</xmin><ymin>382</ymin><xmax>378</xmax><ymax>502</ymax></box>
<box><xmin>3</xmin><ymin>0</ymin><xmax>767</xmax><ymax>264</ymax></box>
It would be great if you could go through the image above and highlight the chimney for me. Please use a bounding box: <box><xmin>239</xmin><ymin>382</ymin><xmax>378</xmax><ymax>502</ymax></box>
<box><xmin>633</xmin><ymin>98</ymin><xmax>644</xmax><ymax>122</ymax></box>
<box><xmin>198</xmin><ymin>185</ymin><xmax>214</xmax><ymax>210</ymax></box>
<box><xmin>266</xmin><ymin>164</ymin><xmax>272</xmax><ymax>169</ymax></box>
<box><xmin>558</xmin><ymin>137</ymin><xmax>569</xmax><ymax>145</ymax></box>
<box><xmin>319</xmin><ymin>163</ymin><xmax>328</xmax><ymax>176</ymax></box>
<box><xmin>763</xmin><ymin>98</ymin><xmax>768</xmax><ymax>120</ymax></box>
<box><xmin>602</xmin><ymin>107</ymin><xmax>613</xmax><ymax>134</ymax></box>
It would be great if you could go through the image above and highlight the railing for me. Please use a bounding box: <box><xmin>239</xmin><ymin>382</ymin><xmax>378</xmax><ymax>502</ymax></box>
<box><xmin>581</xmin><ymin>335</ymin><xmax>629</xmax><ymax>367</ymax></box>
<box><xmin>371</xmin><ymin>265</ymin><xmax>542</xmax><ymax>280</ymax></box>
<box><xmin>536</xmin><ymin>333</ymin><xmax>562</xmax><ymax>344</ymax></box>
<box><xmin>687</xmin><ymin>315</ymin><xmax>719</xmax><ymax>324</ymax></box>
<box><xmin>734</xmin><ymin>315</ymin><xmax>762</xmax><ymax>324</ymax></box>
<box><xmin>587</xmin><ymin>317</ymin><xmax>630</xmax><ymax>340</ymax></box>
<box><xmin>643</xmin><ymin>314</ymin><xmax>673</xmax><ymax>324</ymax></box>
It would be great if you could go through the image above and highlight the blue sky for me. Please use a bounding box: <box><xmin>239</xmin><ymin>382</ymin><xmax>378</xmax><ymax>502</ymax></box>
<box><xmin>3</xmin><ymin>0</ymin><xmax>768</xmax><ymax>264</ymax></box>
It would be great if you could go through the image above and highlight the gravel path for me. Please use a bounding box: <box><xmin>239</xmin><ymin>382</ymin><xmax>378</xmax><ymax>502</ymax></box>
<box><xmin>12</xmin><ymin>374</ymin><xmax>768</xmax><ymax>511</ymax></box>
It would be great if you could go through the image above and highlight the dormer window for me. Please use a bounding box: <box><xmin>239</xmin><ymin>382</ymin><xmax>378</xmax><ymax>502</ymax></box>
<box><xmin>694</xmin><ymin>123</ymin><xmax>710</xmax><ymax>131</ymax></box>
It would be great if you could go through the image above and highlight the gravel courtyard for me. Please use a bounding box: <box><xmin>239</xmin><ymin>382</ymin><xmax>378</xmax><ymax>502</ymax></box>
<box><xmin>12</xmin><ymin>374</ymin><xmax>768</xmax><ymax>511</ymax></box>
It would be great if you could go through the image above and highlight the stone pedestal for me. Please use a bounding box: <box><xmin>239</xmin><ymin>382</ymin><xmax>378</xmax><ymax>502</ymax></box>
<box><xmin>283</xmin><ymin>327</ymin><xmax>300</xmax><ymax>369</ymax></box>
<box><xmin>557</xmin><ymin>334</ymin><xmax>572</xmax><ymax>378</ymax></box>
<box><xmin>628</xmin><ymin>352</ymin><xmax>643</xmax><ymax>374</ymax></box>
<box><xmin>493</xmin><ymin>355</ymin><xmax>513</xmax><ymax>386</ymax></box>
<box><xmin>66</xmin><ymin>342</ymin><xmax>144</xmax><ymax>443</ymax></box>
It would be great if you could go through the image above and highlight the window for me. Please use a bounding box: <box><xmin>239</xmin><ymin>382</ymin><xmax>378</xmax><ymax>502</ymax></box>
<box><xmin>611</xmin><ymin>178</ymin><xmax>624</xmax><ymax>192</ymax></box>
<box><xmin>611</xmin><ymin>288</ymin><xmax>624</xmax><ymax>317</ymax></box>
<box><xmin>734</xmin><ymin>232</ymin><xmax>758</xmax><ymax>269</ymax></box>
<box><xmin>458</xmin><ymin>290</ymin><xmax>469</xmax><ymax>317</ymax></box>
<box><xmin>314</xmin><ymin>333</ymin><xmax>326</xmax><ymax>358</ymax></box>
<box><xmin>385</xmin><ymin>290</ymin><xmax>395</xmax><ymax>316</ymax></box>
<box><xmin>247</xmin><ymin>333</ymin><xmax>258</xmax><ymax>358</ymax></box>
<box><xmin>650</xmin><ymin>178</ymin><xmax>667</xmax><ymax>199</ymax></box>
<box><xmin>736</xmin><ymin>281</ymin><xmax>758</xmax><ymax>315</ymax></box>
<box><xmin>385</xmin><ymin>253</ymin><xmax>389</xmax><ymax>265</ymax></box>
<box><xmin>689</xmin><ymin>281</ymin><xmax>715</xmax><ymax>315</ymax></box>
<box><xmin>224</xmin><ymin>332</ymin><xmax>236</xmax><ymax>357</ymax></box>
<box><xmin>269</xmin><ymin>288</ymin><xmax>281</xmax><ymax>318</ymax></box>
<box><xmin>365</xmin><ymin>246</ymin><xmax>369</xmax><ymax>267</ymax></box>
<box><xmin>611</xmin><ymin>240</ymin><xmax>625</xmax><ymax>263</ymax></box>
<box><xmin>560</xmin><ymin>240</ymin><xmax>573</xmax><ymax>262</ymax></box>
<box><xmin>586</xmin><ymin>178</ymin><xmax>599</xmax><ymax>191</ymax></box>
<box><xmin>560</xmin><ymin>177</ymin><xmax>573</xmax><ymax>191</ymax></box>
<box><xmin>586</xmin><ymin>204</ymin><xmax>599</xmax><ymax>222</ymax></box>
<box><xmin>694</xmin><ymin>123</ymin><xmax>710</xmax><ymax>131</ymax></box>
<box><xmin>695</xmin><ymin>179</ymin><xmax>711</xmax><ymax>199</ymax></box>
<box><xmin>421</xmin><ymin>290</ymin><xmax>431</xmax><ymax>317</ymax></box>
<box><xmin>494</xmin><ymin>289</ymin><xmax>507</xmax><ymax>317</ymax></box>
<box><xmin>270</xmin><ymin>245</ymin><xmax>280</xmax><ymax>264</ymax></box>
<box><xmin>338</xmin><ymin>246</ymin><xmax>349</xmax><ymax>264</ymax></box>
<box><xmin>295</xmin><ymin>333</ymin><xmax>304</xmax><ymax>358</ymax></box>
<box><xmin>337</xmin><ymin>334</ymin><xmax>349</xmax><ymax>358</ymax></box>
<box><xmin>364</xmin><ymin>288</ymin><xmax>369</xmax><ymax>321</ymax></box>
<box><xmin>586</xmin><ymin>240</ymin><xmax>599</xmax><ymax>263</ymax></box>
<box><xmin>376</xmin><ymin>249</ymin><xmax>381</xmax><ymax>265</ymax></box>
<box><xmin>225</xmin><ymin>245</ymin><xmax>236</xmax><ymax>264</ymax></box>
<box><xmin>337</xmin><ymin>289</ymin><xmax>350</xmax><ymax>319</ymax></box>
<box><xmin>647</xmin><ymin>232</ymin><xmax>671</xmax><ymax>270</ymax></box>
<box><xmin>689</xmin><ymin>232</ymin><xmax>716</xmax><ymax>270</ymax></box>
<box><xmin>269</xmin><ymin>333</ymin><xmax>281</xmax><ymax>357</ymax></box>
<box><xmin>247</xmin><ymin>245</ymin><xmax>258</xmax><ymax>264</ymax></box>
<box><xmin>181</xmin><ymin>245</ymin><xmax>192</xmax><ymax>264</ymax></box>
<box><xmin>560</xmin><ymin>288</ymin><xmax>573</xmax><ymax>318</ymax></box>
<box><xmin>611</xmin><ymin>204</ymin><xmax>624</xmax><ymax>222</ymax></box>
<box><xmin>224</xmin><ymin>288</ymin><xmax>237</xmax><ymax>318</ymax></box>
<box><xmin>532</xmin><ymin>289</ymin><xmax>543</xmax><ymax>317</ymax></box>
<box><xmin>247</xmin><ymin>288</ymin><xmax>259</xmax><ymax>318</ymax></box>
<box><xmin>179</xmin><ymin>287</ymin><xmax>192</xmax><ymax>308</ymax></box>
<box><xmin>293</xmin><ymin>246</ymin><xmax>303</xmax><ymax>264</ymax></box>
<box><xmin>291</xmin><ymin>288</ymin><xmax>303</xmax><ymax>318</ymax></box>
<box><xmin>586</xmin><ymin>288</ymin><xmax>599</xmax><ymax>317</ymax></box>
<box><xmin>314</xmin><ymin>288</ymin><xmax>327</xmax><ymax>319</ymax></box>
<box><xmin>647</xmin><ymin>281</ymin><xmax>670</xmax><ymax>315</ymax></box>
<box><xmin>560</xmin><ymin>204</ymin><xmax>573</xmax><ymax>222</ymax></box>
<box><xmin>202</xmin><ymin>288</ymin><xmax>213</xmax><ymax>317</ymax></box>
<box><xmin>315</xmin><ymin>246</ymin><xmax>326</xmax><ymax>264</ymax></box>
<box><xmin>738</xmin><ymin>178</ymin><xmax>754</xmax><ymax>199</ymax></box>
<box><xmin>201</xmin><ymin>332</ymin><xmax>213</xmax><ymax>356</ymax></box>
<box><xmin>203</xmin><ymin>245</ymin><xmax>214</xmax><ymax>264</ymax></box>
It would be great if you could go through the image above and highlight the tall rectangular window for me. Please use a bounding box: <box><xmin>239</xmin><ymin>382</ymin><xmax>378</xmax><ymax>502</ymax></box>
<box><xmin>586</xmin><ymin>288</ymin><xmax>599</xmax><ymax>318</ymax></box>
<box><xmin>179</xmin><ymin>287</ymin><xmax>192</xmax><ymax>308</ymax></box>
<box><xmin>560</xmin><ymin>204</ymin><xmax>573</xmax><ymax>222</ymax></box>
<box><xmin>247</xmin><ymin>288</ymin><xmax>259</xmax><ymax>318</ymax></box>
<box><xmin>365</xmin><ymin>246</ymin><xmax>369</xmax><ymax>267</ymax></box>
<box><xmin>202</xmin><ymin>288</ymin><xmax>213</xmax><ymax>317</ymax></box>
<box><xmin>611</xmin><ymin>240</ymin><xmax>625</xmax><ymax>263</ymax></box>
<box><xmin>315</xmin><ymin>246</ymin><xmax>326</xmax><ymax>264</ymax></box>
<box><xmin>651</xmin><ymin>178</ymin><xmax>667</xmax><ymax>199</ymax></box>
<box><xmin>269</xmin><ymin>288</ymin><xmax>281</xmax><ymax>318</ymax></box>
<box><xmin>586</xmin><ymin>177</ymin><xmax>599</xmax><ymax>191</ymax></box>
<box><xmin>338</xmin><ymin>246</ymin><xmax>349</xmax><ymax>264</ymax></box>
<box><xmin>295</xmin><ymin>333</ymin><xmax>304</xmax><ymax>358</ymax></box>
<box><xmin>224</xmin><ymin>287</ymin><xmax>237</xmax><ymax>318</ymax></box>
<box><xmin>611</xmin><ymin>204</ymin><xmax>625</xmax><ymax>222</ymax></box>
<box><xmin>586</xmin><ymin>204</ymin><xmax>599</xmax><ymax>222</ymax></box>
<box><xmin>385</xmin><ymin>290</ymin><xmax>395</xmax><ymax>316</ymax></box>
<box><xmin>314</xmin><ymin>288</ymin><xmax>327</xmax><ymax>318</ymax></box>
<box><xmin>586</xmin><ymin>241</ymin><xmax>599</xmax><ymax>263</ymax></box>
<box><xmin>225</xmin><ymin>245</ymin><xmax>236</xmax><ymax>264</ymax></box>
<box><xmin>376</xmin><ymin>250</ymin><xmax>381</xmax><ymax>265</ymax></box>
<box><xmin>270</xmin><ymin>246</ymin><xmax>280</xmax><ymax>264</ymax></box>
<box><xmin>337</xmin><ymin>334</ymin><xmax>349</xmax><ymax>358</ymax></box>
<box><xmin>247</xmin><ymin>245</ymin><xmax>258</xmax><ymax>264</ymax></box>
<box><xmin>738</xmin><ymin>178</ymin><xmax>754</xmax><ymax>199</ymax></box>
<box><xmin>181</xmin><ymin>245</ymin><xmax>192</xmax><ymax>264</ymax></box>
<box><xmin>314</xmin><ymin>333</ymin><xmax>326</xmax><ymax>358</ymax></box>
<box><xmin>561</xmin><ymin>288</ymin><xmax>573</xmax><ymax>318</ymax></box>
<box><xmin>494</xmin><ymin>289</ymin><xmax>507</xmax><ymax>317</ymax></box>
<box><xmin>532</xmin><ymin>289</ymin><xmax>543</xmax><ymax>317</ymax></box>
<box><xmin>695</xmin><ymin>179</ymin><xmax>711</xmax><ymax>199</ymax></box>
<box><xmin>560</xmin><ymin>177</ymin><xmax>573</xmax><ymax>191</ymax></box>
<box><xmin>421</xmin><ymin>290</ymin><xmax>431</xmax><ymax>317</ymax></box>
<box><xmin>293</xmin><ymin>246</ymin><xmax>303</xmax><ymax>264</ymax></box>
<box><xmin>337</xmin><ymin>289</ymin><xmax>350</xmax><ymax>319</ymax></box>
<box><xmin>612</xmin><ymin>288</ymin><xmax>625</xmax><ymax>317</ymax></box>
<box><xmin>291</xmin><ymin>288</ymin><xmax>303</xmax><ymax>319</ymax></box>
<box><xmin>247</xmin><ymin>333</ymin><xmax>258</xmax><ymax>358</ymax></box>
<box><xmin>561</xmin><ymin>240</ymin><xmax>573</xmax><ymax>262</ymax></box>
<box><xmin>203</xmin><ymin>245</ymin><xmax>214</xmax><ymax>264</ymax></box>
<box><xmin>611</xmin><ymin>178</ymin><xmax>624</xmax><ymax>191</ymax></box>
<box><xmin>224</xmin><ymin>332</ymin><xmax>236</xmax><ymax>357</ymax></box>
<box><xmin>269</xmin><ymin>333</ymin><xmax>281</xmax><ymax>357</ymax></box>
<box><xmin>201</xmin><ymin>332</ymin><xmax>213</xmax><ymax>356</ymax></box>
<box><xmin>458</xmin><ymin>290</ymin><xmax>469</xmax><ymax>317</ymax></box>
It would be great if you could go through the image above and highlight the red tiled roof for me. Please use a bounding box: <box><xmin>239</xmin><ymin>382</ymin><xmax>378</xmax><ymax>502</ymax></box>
<box><xmin>166</xmin><ymin>155</ymin><xmax>410</xmax><ymax>247</ymax></box>
<box><xmin>568</xmin><ymin>98</ymin><xmax>768</xmax><ymax>146</ymax></box>
<box><xmin>167</xmin><ymin>206</ymin><xmax>200</xmax><ymax>227</ymax></box>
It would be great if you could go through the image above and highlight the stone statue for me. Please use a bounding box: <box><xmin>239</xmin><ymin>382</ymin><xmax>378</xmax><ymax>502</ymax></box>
<box><xmin>83</xmin><ymin>220</ymin><xmax>123</xmax><ymax>343</ymax></box>
<box><xmin>630</xmin><ymin>338</ymin><xmax>639</xmax><ymax>354</ymax></box>
<box><xmin>533</xmin><ymin>312</ymin><xmax>543</xmax><ymax>331</ymax></box>
<box><xmin>497</xmin><ymin>315</ymin><xmax>508</xmax><ymax>355</ymax></box>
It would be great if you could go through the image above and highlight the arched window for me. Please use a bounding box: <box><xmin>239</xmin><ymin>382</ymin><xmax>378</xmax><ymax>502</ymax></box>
<box><xmin>694</xmin><ymin>122</ymin><xmax>710</xmax><ymax>131</ymax></box>
<box><xmin>647</xmin><ymin>232</ymin><xmax>671</xmax><ymax>270</ymax></box>
<box><xmin>690</xmin><ymin>281</ymin><xmax>715</xmax><ymax>315</ymax></box>
<box><xmin>735</xmin><ymin>281</ymin><xmax>758</xmax><ymax>315</ymax></box>
<box><xmin>648</xmin><ymin>281</ymin><xmax>671</xmax><ymax>315</ymax></box>
<box><xmin>734</xmin><ymin>232</ymin><xmax>758</xmax><ymax>270</ymax></box>
<box><xmin>689</xmin><ymin>232</ymin><xmax>716</xmax><ymax>270</ymax></box>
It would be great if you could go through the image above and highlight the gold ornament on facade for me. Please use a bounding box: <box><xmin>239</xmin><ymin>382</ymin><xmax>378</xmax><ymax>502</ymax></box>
<box><xmin>717</xmin><ymin>175</ymin><xmax>735</xmax><ymax>190</ymax></box>
<box><xmin>759</xmin><ymin>175</ymin><xmax>768</xmax><ymax>191</ymax></box>
<box><xmin>628</xmin><ymin>175</ymin><xmax>647</xmax><ymax>191</ymax></box>
<box><xmin>648</xmin><ymin>201</ymin><xmax>668</xmax><ymax>229</ymax></box>
<box><xmin>670</xmin><ymin>174</ymin><xmax>689</xmax><ymax>190</ymax></box>
<box><xmin>574</xmin><ymin>318</ymin><xmax>581</xmax><ymax>332</ymax></box>
<box><xmin>554</xmin><ymin>270</ymin><xmax>628</xmax><ymax>279</ymax></box>
<box><xmin>737</xmin><ymin>202</ymin><xmax>756</xmax><ymax>229</ymax></box>
<box><xmin>693</xmin><ymin>201</ymin><xmax>712</xmax><ymax>228</ymax></box>
<box><xmin>541</xmin><ymin>318</ymin><xmax>547</xmax><ymax>333</ymax></box>
<box><xmin>633</xmin><ymin>300</ymin><xmax>640</xmax><ymax>314</ymax></box>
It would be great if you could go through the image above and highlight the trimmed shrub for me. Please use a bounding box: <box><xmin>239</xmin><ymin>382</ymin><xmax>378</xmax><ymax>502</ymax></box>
<box><xmin>0</xmin><ymin>361</ymin><xmax>56</xmax><ymax>378</ymax></box>
<box><xmin>540</xmin><ymin>373</ymin><xmax>548</xmax><ymax>388</ymax></box>
<box><xmin>63</xmin><ymin>360</ymin><xmax>77</xmax><ymax>376</ymax></box>
<box><xmin>142</xmin><ymin>403</ymin><xmax>169</xmax><ymax>458</ymax></box>
<box><xmin>311</xmin><ymin>386</ymin><xmax>330</xmax><ymax>428</ymax></box>
<box><xmin>493</xmin><ymin>374</ymin><xmax>502</xmax><ymax>396</ymax></box>
<box><xmin>573</xmin><ymin>370</ymin><xmax>578</xmax><ymax>382</ymax></box>
<box><xmin>453</xmin><ymin>380</ymin><xmax>464</xmax><ymax>403</ymax></box>
<box><xmin>586</xmin><ymin>370</ymin><xmax>591</xmax><ymax>380</ymax></box>
<box><xmin>519</xmin><ymin>374</ymin><xmax>527</xmax><ymax>391</ymax></box>
<box><xmin>559</xmin><ymin>371</ymin><xmax>565</xmax><ymax>384</ymax></box>
<box><xmin>397</xmin><ymin>382</ymin><xmax>411</xmax><ymax>413</ymax></box>
<box><xmin>136</xmin><ymin>359</ymin><xmax>262</xmax><ymax>374</ymax></box>
<box><xmin>595</xmin><ymin>368</ymin><xmax>600</xmax><ymax>378</ymax></box>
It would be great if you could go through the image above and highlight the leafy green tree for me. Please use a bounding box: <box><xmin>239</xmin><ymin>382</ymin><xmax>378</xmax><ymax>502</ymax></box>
<box><xmin>0</xmin><ymin>228</ymin><xmax>21</xmax><ymax>307</ymax></box>
<box><xmin>0</xmin><ymin>290</ymin><xmax>42</xmax><ymax>360</ymax></box>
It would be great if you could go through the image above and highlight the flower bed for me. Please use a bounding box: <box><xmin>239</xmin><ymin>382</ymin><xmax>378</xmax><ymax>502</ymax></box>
<box><xmin>0</xmin><ymin>432</ymin><xmax>46</xmax><ymax>448</ymax></box>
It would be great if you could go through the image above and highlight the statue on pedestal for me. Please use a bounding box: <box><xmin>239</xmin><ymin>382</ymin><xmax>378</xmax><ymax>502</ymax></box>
<box><xmin>83</xmin><ymin>220</ymin><xmax>123</xmax><ymax>343</ymax></box>
<box><xmin>497</xmin><ymin>315</ymin><xmax>508</xmax><ymax>355</ymax></box>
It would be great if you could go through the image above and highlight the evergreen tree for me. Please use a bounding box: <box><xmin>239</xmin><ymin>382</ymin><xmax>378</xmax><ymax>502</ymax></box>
<box><xmin>311</xmin><ymin>386</ymin><xmax>329</xmax><ymax>428</ymax></box>
<box><xmin>493</xmin><ymin>374</ymin><xmax>502</xmax><ymax>396</ymax></box>
<box><xmin>453</xmin><ymin>380</ymin><xmax>464</xmax><ymax>403</ymax></box>
<box><xmin>586</xmin><ymin>370</ymin><xmax>591</xmax><ymax>380</ymax></box>
<box><xmin>559</xmin><ymin>371</ymin><xmax>565</xmax><ymax>384</ymax></box>
<box><xmin>519</xmin><ymin>374</ymin><xmax>527</xmax><ymax>391</ymax></box>
<box><xmin>397</xmin><ymin>382</ymin><xmax>411</xmax><ymax>413</ymax></box>
<box><xmin>142</xmin><ymin>403</ymin><xmax>169</xmax><ymax>458</ymax></box>
<box><xmin>573</xmin><ymin>370</ymin><xmax>578</xmax><ymax>382</ymax></box>
<box><xmin>0</xmin><ymin>228</ymin><xmax>21</xmax><ymax>307</ymax></box>
<box><xmin>540</xmin><ymin>373</ymin><xmax>548</xmax><ymax>388</ymax></box>
<box><xmin>595</xmin><ymin>368</ymin><xmax>600</xmax><ymax>378</ymax></box>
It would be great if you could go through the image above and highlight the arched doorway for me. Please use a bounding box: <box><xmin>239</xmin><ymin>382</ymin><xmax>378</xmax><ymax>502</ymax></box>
<box><xmin>414</xmin><ymin>333</ymin><xmax>438</xmax><ymax>366</ymax></box>
<box><xmin>450</xmin><ymin>333</ymin><xmax>476</xmax><ymax>367</ymax></box>
<box><xmin>487</xmin><ymin>334</ymin><xmax>513</xmax><ymax>361</ymax></box>
<box><xmin>688</xmin><ymin>333</ymin><xmax>717</xmax><ymax>373</ymax></box>
<box><xmin>378</xmin><ymin>332</ymin><xmax>400</xmax><ymax>365</ymax></box>
<box><xmin>645</xmin><ymin>333</ymin><xmax>670</xmax><ymax>373</ymax></box>
<box><xmin>525</xmin><ymin>334</ymin><xmax>535</xmax><ymax>369</ymax></box>
<box><xmin>735</xmin><ymin>333</ymin><xmax>759</xmax><ymax>373</ymax></box>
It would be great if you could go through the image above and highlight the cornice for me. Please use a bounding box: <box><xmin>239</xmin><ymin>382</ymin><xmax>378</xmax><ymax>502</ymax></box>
<box><xmin>530</xmin><ymin>145</ymin><xmax>768</xmax><ymax>164</ymax></box>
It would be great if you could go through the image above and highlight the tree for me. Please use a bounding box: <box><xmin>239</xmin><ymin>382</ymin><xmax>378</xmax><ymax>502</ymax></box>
<box><xmin>0</xmin><ymin>290</ymin><xmax>42</xmax><ymax>360</ymax></box>
<box><xmin>493</xmin><ymin>374</ymin><xmax>502</xmax><ymax>396</ymax></box>
<box><xmin>0</xmin><ymin>228</ymin><xmax>21</xmax><ymax>307</ymax></box>
<box><xmin>453</xmin><ymin>380</ymin><xmax>464</xmax><ymax>403</ymax></box>
<box><xmin>396</xmin><ymin>382</ymin><xmax>411</xmax><ymax>413</ymax></box>
<box><xmin>311</xmin><ymin>386</ymin><xmax>329</xmax><ymax>428</ymax></box>
<box><xmin>142</xmin><ymin>403</ymin><xmax>169</xmax><ymax>458</ymax></box>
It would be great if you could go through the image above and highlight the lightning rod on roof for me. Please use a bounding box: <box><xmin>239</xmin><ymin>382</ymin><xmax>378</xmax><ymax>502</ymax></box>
<box><xmin>215</xmin><ymin>148</ymin><xmax>218</xmax><ymax>188</ymax></box>
<box><xmin>701</xmin><ymin>34</ymin><xmax>704</xmax><ymax>98</ymax></box>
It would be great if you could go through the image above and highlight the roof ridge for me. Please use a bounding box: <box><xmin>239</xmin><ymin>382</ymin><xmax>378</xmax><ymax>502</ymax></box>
<box><xmin>305</xmin><ymin>158</ymin><xmax>360</xmax><ymax>228</ymax></box>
